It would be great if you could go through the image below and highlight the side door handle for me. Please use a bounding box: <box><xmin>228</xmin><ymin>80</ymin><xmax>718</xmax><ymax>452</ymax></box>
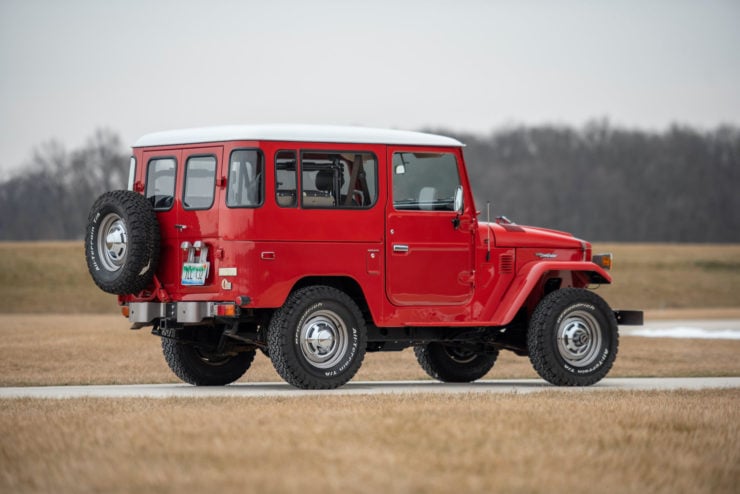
<box><xmin>393</xmin><ymin>244</ymin><xmax>409</xmax><ymax>253</ymax></box>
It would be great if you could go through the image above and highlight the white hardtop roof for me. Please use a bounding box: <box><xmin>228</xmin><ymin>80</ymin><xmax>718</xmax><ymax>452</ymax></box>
<box><xmin>133</xmin><ymin>124</ymin><xmax>464</xmax><ymax>148</ymax></box>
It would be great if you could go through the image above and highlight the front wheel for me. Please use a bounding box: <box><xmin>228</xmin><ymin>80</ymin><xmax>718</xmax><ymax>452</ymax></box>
<box><xmin>414</xmin><ymin>343</ymin><xmax>498</xmax><ymax>383</ymax></box>
<box><xmin>527</xmin><ymin>288</ymin><xmax>618</xmax><ymax>386</ymax></box>
<box><xmin>267</xmin><ymin>286</ymin><xmax>367</xmax><ymax>389</ymax></box>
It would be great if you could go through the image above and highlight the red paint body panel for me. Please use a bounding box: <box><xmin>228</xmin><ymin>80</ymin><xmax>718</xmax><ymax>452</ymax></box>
<box><xmin>491</xmin><ymin>223</ymin><xmax>583</xmax><ymax>249</ymax></box>
<box><xmin>125</xmin><ymin>132</ymin><xmax>612</xmax><ymax>329</ymax></box>
<box><xmin>385</xmin><ymin>145</ymin><xmax>475</xmax><ymax>307</ymax></box>
<box><xmin>488</xmin><ymin>261</ymin><xmax>611</xmax><ymax>326</ymax></box>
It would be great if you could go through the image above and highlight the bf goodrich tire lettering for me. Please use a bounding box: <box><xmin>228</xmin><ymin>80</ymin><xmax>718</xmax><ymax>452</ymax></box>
<box><xmin>267</xmin><ymin>285</ymin><xmax>367</xmax><ymax>389</ymax></box>
<box><xmin>85</xmin><ymin>190</ymin><xmax>160</xmax><ymax>295</ymax></box>
<box><xmin>527</xmin><ymin>288</ymin><xmax>619</xmax><ymax>386</ymax></box>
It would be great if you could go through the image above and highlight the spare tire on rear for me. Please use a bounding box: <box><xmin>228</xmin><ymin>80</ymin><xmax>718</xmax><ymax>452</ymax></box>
<box><xmin>85</xmin><ymin>190</ymin><xmax>160</xmax><ymax>295</ymax></box>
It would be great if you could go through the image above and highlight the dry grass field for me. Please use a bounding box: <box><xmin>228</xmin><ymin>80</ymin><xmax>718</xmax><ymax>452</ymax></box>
<box><xmin>1</xmin><ymin>242</ymin><xmax>739</xmax><ymax>313</ymax></box>
<box><xmin>594</xmin><ymin>243</ymin><xmax>740</xmax><ymax>310</ymax></box>
<box><xmin>0</xmin><ymin>314</ymin><xmax>739</xmax><ymax>386</ymax></box>
<box><xmin>1</xmin><ymin>390</ymin><xmax>738</xmax><ymax>494</ymax></box>
<box><xmin>0</xmin><ymin>242</ymin><xmax>118</xmax><ymax>314</ymax></box>
<box><xmin>1</xmin><ymin>242</ymin><xmax>738</xmax><ymax>493</ymax></box>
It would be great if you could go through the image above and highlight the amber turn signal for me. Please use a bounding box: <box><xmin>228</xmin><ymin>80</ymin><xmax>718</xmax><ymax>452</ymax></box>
<box><xmin>215</xmin><ymin>303</ymin><xmax>236</xmax><ymax>317</ymax></box>
<box><xmin>592</xmin><ymin>253</ymin><xmax>613</xmax><ymax>270</ymax></box>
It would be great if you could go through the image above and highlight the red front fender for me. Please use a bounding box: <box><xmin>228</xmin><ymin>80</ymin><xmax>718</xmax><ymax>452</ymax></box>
<box><xmin>487</xmin><ymin>261</ymin><xmax>612</xmax><ymax>326</ymax></box>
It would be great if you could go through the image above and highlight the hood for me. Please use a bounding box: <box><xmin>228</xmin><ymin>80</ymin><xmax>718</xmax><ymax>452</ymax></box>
<box><xmin>483</xmin><ymin>222</ymin><xmax>586</xmax><ymax>249</ymax></box>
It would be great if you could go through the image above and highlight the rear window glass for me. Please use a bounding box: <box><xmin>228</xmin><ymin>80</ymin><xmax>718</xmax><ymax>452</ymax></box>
<box><xmin>146</xmin><ymin>158</ymin><xmax>176</xmax><ymax>210</ymax></box>
<box><xmin>227</xmin><ymin>149</ymin><xmax>263</xmax><ymax>207</ymax></box>
<box><xmin>183</xmin><ymin>156</ymin><xmax>216</xmax><ymax>210</ymax></box>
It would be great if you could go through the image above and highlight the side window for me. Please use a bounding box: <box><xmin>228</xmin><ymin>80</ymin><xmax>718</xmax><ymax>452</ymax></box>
<box><xmin>127</xmin><ymin>156</ymin><xmax>136</xmax><ymax>191</ymax></box>
<box><xmin>227</xmin><ymin>149</ymin><xmax>263</xmax><ymax>208</ymax></box>
<box><xmin>275</xmin><ymin>151</ymin><xmax>297</xmax><ymax>207</ymax></box>
<box><xmin>392</xmin><ymin>152</ymin><xmax>460</xmax><ymax>211</ymax></box>
<box><xmin>300</xmin><ymin>152</ymin><xmax>377</xmax><ymax>209</ymax></box>
<box><xmin>146</xmin><ymin>158</ymin><xmax>176</xmax><ymax>210</ymax></box>
<box><xmin>183</xmin><ymin>156</ymin><xmax>216</xmax><ymax>210</ymax></box>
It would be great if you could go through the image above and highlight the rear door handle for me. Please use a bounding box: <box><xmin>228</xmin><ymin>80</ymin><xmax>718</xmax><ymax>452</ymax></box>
<box><xmin>393</xmin><ymin>244</ymin><xmax>409</xmax><ymax>253</ymax></box>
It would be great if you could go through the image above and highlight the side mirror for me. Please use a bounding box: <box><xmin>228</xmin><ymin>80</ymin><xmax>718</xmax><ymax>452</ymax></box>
<box><xmin>454</xmin><ymin>186</ymin><xmax>464</xmax><ymax>214</ymax></box>
<box><xmin>451</xmin><ymin>186</ymin><xmax>464</xmax><ymax>229</ymax></box>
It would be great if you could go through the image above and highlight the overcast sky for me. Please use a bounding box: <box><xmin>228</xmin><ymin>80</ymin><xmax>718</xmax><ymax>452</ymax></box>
<box><xmin>1</xmin><ymin>0</ymin><xmax>738</xmax><ymax>176</ymax></box>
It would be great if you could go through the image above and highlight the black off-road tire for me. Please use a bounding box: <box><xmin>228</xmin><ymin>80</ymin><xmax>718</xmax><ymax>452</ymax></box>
<box><xmin>414</xmin><ymin>343</ymin><xmax>498</xmax><ymax>383</ymax></box>
<box><xmin>85</xmin><ymin>190</ymin><xmax>160</xmax><ymax>295</ymax></box>
<box><xmin>527</xmin><ymin>288</ymin><xmax>618</xmax><ymax>386</ymax></box>
<box><xmin>267</xmin><ymin>285</ymin><xmax>367</xmax><ymax>389</ymax></box>
<box><xmin>162</xmin><ymin>338</ymin><xmax>256</xmax><ymax>386</ymax></box>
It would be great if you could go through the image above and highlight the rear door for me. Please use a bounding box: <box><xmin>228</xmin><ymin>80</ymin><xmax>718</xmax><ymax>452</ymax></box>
<box><xmin>176</xmin><ymin>147</ymin><xmax>223</xmax><ymax>294</ymax></box>
<box><xmin>143</xmin><ymin>147</ymin><xmax>222</xmax><ymax>295</ymax></box>
<box><xmin>385</xmin><ymin>147</ymin><xmax>475</xmax><ymax>306</ymax></box>
<box><xmin>143</xmin><ymin>149</ymin><xmax>180</xmax><ymax>293</ymax></box>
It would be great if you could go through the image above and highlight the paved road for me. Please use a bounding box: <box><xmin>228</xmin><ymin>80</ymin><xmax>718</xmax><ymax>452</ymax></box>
<box><xmin>621</xmin><ymin>319</ymin><xmax>740</xmax><ymax>339</ymax></box>
<box><xmin>1</xmin><ymin>377</ymin><xmax>738</xmax><ymax>399</ymax></box>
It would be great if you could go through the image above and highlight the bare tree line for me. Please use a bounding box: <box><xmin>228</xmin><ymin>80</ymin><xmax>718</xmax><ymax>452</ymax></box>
<box><xmin>444</xmin><ymin>121</ymin><xmax>740</xmax><ymax>242</ymax></box>
<box><xmin>0</xmin><ymin>129</ymin><xmax>128</xmax><ymax>241</ymax></box>
<box><xmin>1</xmin><ymin>122</ymin><xmax>738</xmax><ymax>242</ymax></box>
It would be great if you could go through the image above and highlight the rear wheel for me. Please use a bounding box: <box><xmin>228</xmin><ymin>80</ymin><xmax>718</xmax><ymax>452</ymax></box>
<box><xmin>85</xmin><ymin>190</ymin><xmax>159</xmax><ymax>295</ymax></box>
<box><xmin>267</xmin><ymin>286</ymin><xmax>367</xmax><ymax>389</ymax></box>
<box><xmin>162</xmin><ymin>337</ymin><xmax>255</xmax><ymax>386</ymax></box>
<box><xmin>414</xmin><ymin>343</ymin><xmax>498</xmax><ymax>382</ymax></box>
<box><xmin>527</xmin><ymin>288</ymin><xmax>618</xmax><ymax>386</ymax></box>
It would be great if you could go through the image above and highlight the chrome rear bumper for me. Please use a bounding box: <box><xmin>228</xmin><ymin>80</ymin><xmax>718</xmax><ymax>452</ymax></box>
<box><xmin>129</xmin><ymin>301</ymin><xmax>215</xmax><ymax>324</ymax></box>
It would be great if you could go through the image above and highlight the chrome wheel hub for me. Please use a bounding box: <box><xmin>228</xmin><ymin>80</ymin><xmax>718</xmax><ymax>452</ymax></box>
<box><xmin>98</xmin><ymin>213</ymin><xmax>128</xmax><ymax>271</ymax></box>
<box><xmin>557</xmin><ymin>310</ymin><xmax>603</xmax><ymax>367</ymax></box>
<box><xmin>299</xmin><ymin>310</ymin><xmax>349</xmax><ymax>369</ymax></box>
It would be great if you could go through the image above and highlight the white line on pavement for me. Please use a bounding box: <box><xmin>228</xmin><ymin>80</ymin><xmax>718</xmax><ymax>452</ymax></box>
<box><xmin>1</xmin><ymin>377</ymin><xmax>739</xmax><ymax>399</ymax></box>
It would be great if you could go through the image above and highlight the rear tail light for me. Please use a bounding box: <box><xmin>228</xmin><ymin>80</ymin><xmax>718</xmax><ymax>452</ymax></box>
<box><xmin>215</xmin><ymin>303</ymin><xmax>236</xmax><ymax>317</ymax></box>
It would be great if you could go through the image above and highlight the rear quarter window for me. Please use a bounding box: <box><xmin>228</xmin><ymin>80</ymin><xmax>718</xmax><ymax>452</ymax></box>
<box><xmin>227</xmin><ymin>149</ymin><xmax>263</xmax><ymax>208</ymax></box>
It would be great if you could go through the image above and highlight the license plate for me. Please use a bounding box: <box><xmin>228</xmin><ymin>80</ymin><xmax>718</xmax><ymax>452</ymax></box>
<box><xmin>181</xmin><ymin>262</ymin><xmax>210</xmax><ymax>286</ymax></box>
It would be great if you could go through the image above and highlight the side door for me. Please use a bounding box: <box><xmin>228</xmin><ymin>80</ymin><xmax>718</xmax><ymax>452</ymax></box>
<box><xmin>385</xmin><ymin>147</ymin><xmax>476</xmax><ymax>306</ymax></box>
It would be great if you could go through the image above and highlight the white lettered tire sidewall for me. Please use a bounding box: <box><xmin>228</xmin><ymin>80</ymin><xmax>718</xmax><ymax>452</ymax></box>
<box><xmin>553</xmin><ymin>301</ymin><xmax>613</xmax><ymax>376</ymax></box>
<box><xmin>528</xmin><ymin>288</ymin><xmax>618</xmax><ymax>386</ymax></box>
<box><xmin>268</xmin><ymin>286</ymin><xmax>367</xmax><ymax>389</ymax></box>
<box><xmin>292</xmin><ymin>299</ymin><xmax>361</xmax><ymax>379</ymax></box>
<box><xmin>87</xmin><ymin>202</ymin><xmax>125</xmax><ymax>286</ymax></box>
<box><xmin>85</xmin><ymin>190</ymin><xmax>160</xmax><ymax>295</ymax></box>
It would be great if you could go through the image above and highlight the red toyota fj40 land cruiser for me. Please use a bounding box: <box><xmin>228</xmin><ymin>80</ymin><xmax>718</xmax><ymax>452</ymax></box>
<box><xmin>86</xmin><ymin>125</ymin><xmax>642</xmax><ymax>389</ymax></box>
